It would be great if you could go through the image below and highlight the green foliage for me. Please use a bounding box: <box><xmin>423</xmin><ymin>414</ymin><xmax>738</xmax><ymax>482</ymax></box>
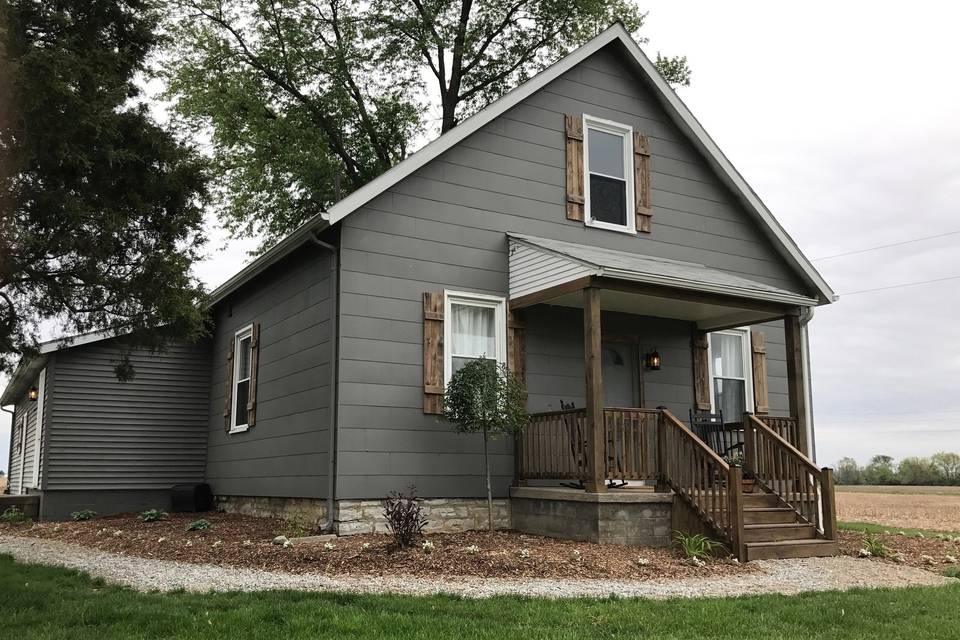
<box><xmin>833</xmin><ymin>452</ymin><xmax>960</xmax><ymax>486</ymax></box>
<box><xmin>863</xmin><ymin>534</ymin><xmax>888</xmax><ymax>558</ymax></box>
<box><xmin>2</xmin><ymin>553</ymin><xmax>960</xmax><ymax>638</ymax></box>
<box><xmin>672</xmin><ymin>531</ymin><xmax>724</xmax><ymax>560</ymax></box>
<box><xmin>840</xmin><ymin>521</ymin><xmax>960</xmax><ymax>538</ymax></box>
<box><xmin>931</xmin><ymin>452</ymin><xmax>960</xmax><ymax>484</ymax></box>
<box><xmin>1</xmin><ymin>0</ymin><xmax>209</xmax><ymax>374</ymax></box>
<box><xmin>164</xmin><ymin>1</ymin><xmax>689</xmax><ymax>248</ymax></box>
<box><xmin>186</xmin><ymin>519</ymin><xmax>211</xmax><ymax>532</ymax></box>
<box><xmin>279</xmin><ymin>513</ymin><xmax>313</xmax><ymax>539</ymax></box>
<box><xmin>381</xmin><ymin>487</ymin><xmax>428</xmax><ymax>549</ymax></box>
<box><xmin>834</xmin><ymin>457</ymin><xmax>864</xmax><ymax>485</ymax></box>
<box><xmin>443</xmin><ymin>359</ymin><xmax>526</xmax><ymax>437</ymax></box>
<box><xmin>943</xmin><ymin>565</ymin><xmax>960</xmax><ymax>579</ymax></box>
<box><xmin>137</xmin><ymin>509</ymin><xmax>168</xmax><ymax>523</ymax></box>
<box><xmin>70</xmin><ymin>510</ymin><xmax>97</xmax><ymax>522</ymax></box>
<box><xmin>0</xmin><ymin>507</ymin><xmax>29</xmax><ymax>524</ymax></box>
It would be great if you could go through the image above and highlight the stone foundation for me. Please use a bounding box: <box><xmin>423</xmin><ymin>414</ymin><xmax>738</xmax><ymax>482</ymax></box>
<box><xmin>216</xmin><ymin>495</ymin><xmax>329</xmax><ymax>527</ymax></box>
<box><xmin>336</xmin><ymin>498</ymin><xmax>512</xmax><ymax>536</ymax></box>
<box><xmin>510</xmin><ymin>486</ymin><xmax>673</xmax><ymax>546</ymax></box>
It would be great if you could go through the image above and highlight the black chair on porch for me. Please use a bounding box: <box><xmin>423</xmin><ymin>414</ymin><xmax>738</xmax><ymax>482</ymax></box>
<box><xmin>689</xmin><ymin>410</ymin><xmax>743</xmax><ymax>461</ymax></box>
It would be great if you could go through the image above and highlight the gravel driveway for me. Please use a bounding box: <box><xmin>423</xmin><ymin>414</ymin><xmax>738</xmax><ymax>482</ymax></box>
<box><xmin>0</xmin><ymin>534</ymin><xmax>953</xmax><ymax>600</ymax></box>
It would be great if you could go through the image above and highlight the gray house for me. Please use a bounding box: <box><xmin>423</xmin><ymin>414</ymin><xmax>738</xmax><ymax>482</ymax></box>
<box><xmin>2</xmin><ymin>25</ymin><xmax>838</xmax><ymax>561</ymax></box>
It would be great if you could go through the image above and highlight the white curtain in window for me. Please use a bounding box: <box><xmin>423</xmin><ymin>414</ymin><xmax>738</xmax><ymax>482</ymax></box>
<box><xmin>451</xmin><ymin>304</ymin><xmax>495</xmax><ymax>357</ymax></box>
<box><xmin>711</xmin><ymin>333</ymin><xmax>744</xmax><ymax>378</ymax></box>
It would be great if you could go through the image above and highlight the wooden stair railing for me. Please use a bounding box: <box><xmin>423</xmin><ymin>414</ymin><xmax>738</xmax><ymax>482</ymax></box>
<box><xmin>658</xmin><ymin>409</ymin><xmax>744</xmax><ymax>556</ymax></box>
<box><xmin>743</xmin><ymin>414</ymin><xmax>837</xmax><ymax>541</ymax></box>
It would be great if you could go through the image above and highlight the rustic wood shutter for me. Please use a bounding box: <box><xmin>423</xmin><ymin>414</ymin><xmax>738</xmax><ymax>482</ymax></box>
<box><xmin>247</xmin><ymin>322</ymin><xmax>261</xmax><ymax>427</ymax></box>
<box><xmin>564</xmin><ymin>114</ymin><xmax>585</xmax><ymax>221</ymax></box>
<box><xmin>223</xmin><ymin>335</ymin><xmax>235</xmax><ymax>431</ymax></box>
<box><xmin>692</xmin><ymin>331</ymin><xmax>712</xmax><ymax>412</ymax></box>
<box><xmin>750</xmin><ymin>330</ymin><xmax>770</xmax><ymax>415</ymax></box>
<box><xmin>423</xmin><ymin>292</ymin><xmax>445</xmax><ymax>414</ymax></box>
<box><xmin>633</xmin><ymin>132</ymin><xmax>652</xmax><ymax>233</ymax></box>
<box><xmin>508</xmin><ymin>308</ymin><xmax>526</xmax><ymax>396</ymax></box>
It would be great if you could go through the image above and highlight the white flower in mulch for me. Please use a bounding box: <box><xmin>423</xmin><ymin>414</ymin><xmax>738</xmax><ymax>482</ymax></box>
<box><xmin>635</xmin><ymin>557</ymin><xmax>650</xmax><ymax>567</ymax></box>
<box><xmin>920</xmin><ymin>554</ymin><xmax>935</xmax><ymax>565</ymax></box>
<box><xmin>686</xmin><ymin>556</ymin><xmax>707</xmax><ymax>568</ymax></box>
<box><xmin>212</xmin><ymin>540</ymin><xmax>222</xmax><ymax>548</ymax></box>
<box><xmin>421</xmin><ymin>540</ymin><xmax>435</xmax><ymax>554</ymax></box>
<box><xmin>945</xmin><ymin>555</ymin><xmax>958</xmax><ymax>564</ymax></box>
<box><xmin>464</xmin><ymin>544</ymin><xmax>480</xmax><ymax>555</ymax></box>
<box><xmin>272</xmin><ymin>535</ymin><xmax>289</xmax><ymax>546</ymax></box>
<box><xmin>157</xmin><ymin>537</ymin><xmax>166</xmax><ymax>544</ymax></box>
<box><xmin>518</xmin><ymin>548</ymin><xmax>531</xmax><ymax>559</ymax></box>
<box><xmin>858</xmin><ymin>548</ymin><xmax>872</xmax><ymax>558</ymax></box>
<box><xmin>891</xmin><ymin>552</ymin><xmax>906</xmax><ymax>564</ymax></box>
<box><xmin>185</xmin><ymin>540</ymin><xmax>193</xmax><ymax>547</ymax></box>
<box><xmin>361</xmin><ymin>542</ymin><xmax>371</xmax><ymax>551</ymax></box>
<box><xmin>570</xmin><ymin>549</ymin><xmax>583</xmax><ymax>563</ymax></box>
<box><xmin>96</xmin><ymin>528</ymin><xmax>107</xmax><ymax>536</ymax></box>
<box><xmin>283</xmin><ymin>540</ymin><xmax>293</xmax><ymax>548</ymax></box>
<box><xmin>322</xmin><ymin>542</ymin><xmax>336</xmax><ymax>551</ymax></box>
<box><xmin>727</xmin><ymin>556</ymin><xmax>740</xmax><ymax>565</ymax></box>
<box><xmin>112</xmin><ymin>530</ymin><xmax>123</xmax><ymax>537</ymax></box>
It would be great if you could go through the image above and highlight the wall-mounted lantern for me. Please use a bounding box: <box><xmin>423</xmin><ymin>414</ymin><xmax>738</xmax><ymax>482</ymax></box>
<box><xmin>644</xmin><ymin>350</ymin><xmax>662</xmax><ymax>371</ymax></box>
<box><xmin>27</xmin><ymin>386</ymin><xmax>39</xmax><ymax>401</ymax></box>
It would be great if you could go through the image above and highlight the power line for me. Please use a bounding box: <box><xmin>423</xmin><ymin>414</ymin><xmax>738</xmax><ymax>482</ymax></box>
<box><xmin>841</xmin><ymin>274</ymin><xmax>960</xmax><ymax>296</ymax></box>
<box><xmin>812</xmin><ymin>230</ymin><xmax>960</xmax><ymax>261</ymax></box>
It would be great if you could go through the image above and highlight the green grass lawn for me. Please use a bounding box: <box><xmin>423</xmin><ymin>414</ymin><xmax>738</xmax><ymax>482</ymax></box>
<box><xmin>2</xmin><ymin>555</ymin><xmax>959</xmax><ymax>639</ymax></box>
<box><xmin>839</xmin><ymin>521</ymin><xmax>960</xmax><ymax>538</ymax></box>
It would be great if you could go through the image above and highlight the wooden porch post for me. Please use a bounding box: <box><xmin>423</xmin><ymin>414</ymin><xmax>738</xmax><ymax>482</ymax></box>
<box><xmin>783</xmin><ymin>315</ymin><xmax>809</xmax><ymax>455</ymax></box>
<box><xmin>583</xmin><ymin>286</ymin><xmax>607</xmax><ymax>493</ymax></box>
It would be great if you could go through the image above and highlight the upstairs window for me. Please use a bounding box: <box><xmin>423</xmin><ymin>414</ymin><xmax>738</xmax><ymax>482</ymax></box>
<box><xmin>443</xmin><ymin>291</ymin><xmax>506</xmax><ymax>386</ymax></box>
<box><xmin>584</xmin><ymin>116</ymin><xmax>635</xmax><ymax>233</ymax></box>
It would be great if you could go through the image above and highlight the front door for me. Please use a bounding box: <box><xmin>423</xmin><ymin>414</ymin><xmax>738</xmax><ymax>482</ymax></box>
<box><xmin>601</xmin><ymin>342</ymin><xmax>638</xmax><ymax>408</ymax></box>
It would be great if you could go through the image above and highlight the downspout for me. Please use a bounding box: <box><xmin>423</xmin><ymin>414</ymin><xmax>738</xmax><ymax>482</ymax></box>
<box><xmin>2</xmin><ymin>406</ymin><xmax>14</xmax><ymax>494</ymax></box>
<box><xmin>309</xmin><ymin>233</ymin><xmax>340</xmax><ymax>533</ymax></box>
<box><xmin>799</xmin><ymin>307</ymin><xmax>816</xmax><ymax>463</ymax></box>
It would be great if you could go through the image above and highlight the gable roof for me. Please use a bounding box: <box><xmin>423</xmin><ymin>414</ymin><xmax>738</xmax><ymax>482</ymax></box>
<box><xmin>202</xmin><ymin>22</ymin><xmax>837</xmax><ymax>307</ymax></box>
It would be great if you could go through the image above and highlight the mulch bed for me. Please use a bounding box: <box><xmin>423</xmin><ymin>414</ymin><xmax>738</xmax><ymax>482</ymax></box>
<box><xmin>1</xmin><ymin>512</ymin><xmax>752</xmax><ymax>580</ymax></box>
<box><xmin>838</xmin><ymin>530</ymin><xmax>960</xmax><ymax>572</ymax></box>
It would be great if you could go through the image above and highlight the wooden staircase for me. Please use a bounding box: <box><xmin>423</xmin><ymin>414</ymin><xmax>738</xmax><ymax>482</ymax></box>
<box><xmin>658</xmin><ymin>410</ymin><xmax>839</xmax><ymax>562</ymax></box>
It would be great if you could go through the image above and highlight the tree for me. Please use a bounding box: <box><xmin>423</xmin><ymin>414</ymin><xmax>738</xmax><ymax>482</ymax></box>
<box><xmin>1</xmin><ymin>0</ymin><xmax>209</xmax><ymax>375</ymax></box>
<box><xmin>164</xmin><ymin>1</ymin><xmax>690</xmax><ymax>248</ymax></box>
<box><xmin>897</xmin><ymin>457</ymin><xmax>942</xmax><ymax>486</ymax></box>
<box><xmin>862</xmin><ymin>455</ymin><xmax>897</xmax><ymax>486</ymax></box>
<box><xmin>931</xmin><ymin>452</ymin><xmax>960</xmax><ymax>485</ymax></box>
<box><xmin>0</xmin><ymin>0</ymin><xmax>206</xmax><ymax>375</ymax></box>
<box><xmin>443</xmin><ymin>358</ymin><xmax>526</xmax><ymax>530</ymax></box>
<box><xmin>833</xmin><ymin>457</ymin><xmax>862</xmax><ymax>485</ymax></box>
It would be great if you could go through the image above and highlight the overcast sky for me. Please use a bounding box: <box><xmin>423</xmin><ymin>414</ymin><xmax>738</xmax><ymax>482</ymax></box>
<box><xmin>2</xmin><ymin>1</ymin><xmax>958</xmax><ymax>473</ymax></box>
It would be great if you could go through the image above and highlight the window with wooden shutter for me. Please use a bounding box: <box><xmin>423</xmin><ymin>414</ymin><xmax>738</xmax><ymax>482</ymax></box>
<box><xmin>692</xmin><ymin>331</ymin><xmax>712</xmax><ymax>411</ymax></box>
<box><xmin>633</xmin><ymin>132</ymin><xmax>652</xmax><ymax>233</ymax></box>
<box><xmin>227</xmin><ymin>322</ymin><xmax>260</xmax><ymax>433</ymax></box>
<box><xmin>564</xmin><ymin>114</ymin><xmax>585</xmax><ymax>221</ymax></box>
<box><xmin>750</xmin><ymin>330</ymin><xmax>770</xmax><ymax>415</ymax></box>
<box><xmin>423</xmin><ymin>292</ymin><xmax>445</xmax><ymax>414</ymax></box>
<box><xmin>223</xmin><ymin>336</ymin><xmax>235</xmax><ymax>431</ymax></box>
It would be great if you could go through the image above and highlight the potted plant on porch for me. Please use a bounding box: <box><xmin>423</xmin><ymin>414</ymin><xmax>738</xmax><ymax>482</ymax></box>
<box><xmin>443</xmin><ymin>358</ymin><xmax>526</xmax><ymax>531</ymax></box>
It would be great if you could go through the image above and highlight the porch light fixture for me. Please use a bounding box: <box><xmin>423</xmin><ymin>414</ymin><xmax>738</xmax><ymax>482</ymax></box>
<box><xmin>644</xmin><ymin>350</ymin><xmax>661</xmax><ymax>371</ymax></box>
<box><xmin>27</xmin><ymin>386</ymin><xmax>39</xmax><ymax>401</ymax></box>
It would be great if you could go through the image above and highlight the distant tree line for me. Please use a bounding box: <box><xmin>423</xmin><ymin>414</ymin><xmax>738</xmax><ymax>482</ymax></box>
<box><xmin>834</xmin><ymin>453</ymin><xmax>960</xmax><ymax>486</ymax></box>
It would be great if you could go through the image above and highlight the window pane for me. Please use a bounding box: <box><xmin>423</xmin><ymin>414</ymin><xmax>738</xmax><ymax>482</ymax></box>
<box><xmin>588</xmin><ymin>129</ymin><xmax>624</xmax><ymax>178</ymax></box>
<box><xmin>451</xmin><ymin>356</ymin><xmax>476</xmax><ymax>376</ymax></box>
<box><xmin>237</xmin><ymin>335</ymin><xmax>252</xmax><ymax>380</ymax></box>
<box><xmin>234</xmin><ymin>379</ymin><xmax>250</xmax><ymax>426</ymax></box>
<box><xmin>714</xmin><ymin>378</ymin><xmax>745</xmax><ymax>421</ymax></box>
<box><xmin>451</xmin><ymin>304</ymin><xmax>495</xmax><ymax>357</ymax></box>
<box><xmin>589</xmin><ymin>175</ymin><xmax>627</xmax><ymax>226</ymax></box>
<box><xmin>711</xmin><ymin>333</ymin><xmax>744</xmax><ymax>378</ymax></box>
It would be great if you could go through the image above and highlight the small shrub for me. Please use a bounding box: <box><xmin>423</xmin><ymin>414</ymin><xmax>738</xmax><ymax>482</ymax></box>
<box><xmin>421</xmin><ymin>540</ymin><xmax>435</xmax><ymax>554</ymax></box>
<box><xmin>864</xmin><ymin>534</ymin><xmax>887</xmax><ymax>558</ymax></box>
<box><xmin>943</xmin><ymin>565</ymin><xmax>960</xmax><ymax>579</ymax></box>
<box><xmin>381</xmin><ymin>487</ymin><xmax>427</xmax><ymax>549</ymax></box>
<box><xmin>280</xmin><ymin>512</ymin><xmax>312</xmax><ymax>538</ymax></box>
<box><xmin>138</xmin><ymin>509</ymin><xmax>168</xmax><ymax>522</ymax></box>
<box><xmin>186</xmin><ymin>519</ymin><xmax>211</xmax><ymax>531</ymax></box>
<box><xmin>673</xmin><ymin>531</ymin><xmax>724</xmax><ymax>560</ymax></box>
<box><xmin>0</xmin><ymin>506</ymin><xmax>29</xmax><ymax>524</ymax></box>
<box><xmin>71</xmin><ymin>509</ymin><xmax>97</xmax><ymax>522</ymax></box>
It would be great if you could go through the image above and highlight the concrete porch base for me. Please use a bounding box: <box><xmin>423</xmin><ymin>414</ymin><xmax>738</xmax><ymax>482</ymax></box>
<box><xmin>510</xmin><ymin>486</ymin><xmax>674</xmax><ymax>546</ymax></box>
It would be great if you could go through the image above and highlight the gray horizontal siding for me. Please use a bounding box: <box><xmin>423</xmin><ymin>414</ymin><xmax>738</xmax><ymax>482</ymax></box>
<box><xmin>205</xmin><ymin>244</ymin><xmax>333</xmax><ymax>500</ymax></box>
<box><xmin>44</xmin><ymin>339</ymin><xmax>210</xmax><ymax>491</ymax></box>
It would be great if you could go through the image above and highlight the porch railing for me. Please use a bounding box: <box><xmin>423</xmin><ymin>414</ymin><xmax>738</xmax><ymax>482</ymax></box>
<box><xmin>743</xmin><ymin>414</ymin><xmax>837</xmax><ymax>539</ymax></box>
<box><xmin>759</xmin><ymin>416</ymin><xmax>803</xmax><ymax>452</ymax></box>
<box><xmin>517</xmin><ymin>407</ymin><xmax>658</xmax><ymax>482</ymax></box>
<box><xmin>658</xmin><ymin>409</ymin><xmax>740</xmax><ymax>549</ymax></box>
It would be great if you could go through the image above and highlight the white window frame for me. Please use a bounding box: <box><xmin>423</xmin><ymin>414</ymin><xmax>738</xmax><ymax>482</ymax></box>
<box><xmin>230</xmin><ymin>324</ymin><xmax>254</xmax><ymax>434</ymax></box>
<box><xmin>706</xmin><ymin>328</ymin><xmax>754</xmax><ymax>417</ymax></box>
<box><xmin>443</xmin><ymin>290</ymin><xmax>507</xmax><ymax>387</ymax></box>
<box><xmin>583</xmin><ymin>114</ymin><xmax>635</xmax><ymax>235</ymax></box>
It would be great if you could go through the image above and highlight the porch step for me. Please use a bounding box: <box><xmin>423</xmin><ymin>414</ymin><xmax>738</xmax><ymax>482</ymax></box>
<box><xmin>744</xmin><ymin>539</ymin><xmax>839</xmax><ymax>561</ymax></box>
<box><xmin>743</xmin><ymin>507</ymin><xmax>799</xmax><ymax>525</ymax></box>
<box><xmin>741</xmin><ymin>492</ymin><xmax>782</xmax><ymax>508</ymax></box>
<box><xmin>742</xmin><ymin>523</ymin><xmax>817</xmax><ymax>543</ymax></box>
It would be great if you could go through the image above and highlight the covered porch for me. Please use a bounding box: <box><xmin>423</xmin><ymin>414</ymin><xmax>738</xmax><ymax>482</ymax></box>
<box><xmin>506</xmin><ymin>235</ymin><xmax>837</xmax><ymax>559</ymax></box>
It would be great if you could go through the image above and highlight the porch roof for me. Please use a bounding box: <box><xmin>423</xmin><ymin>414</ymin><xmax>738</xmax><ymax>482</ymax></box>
<box><xmin>507</xmin><ymin>234</ymin><xmax>820</xmax><ymax>328</ymax></box>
